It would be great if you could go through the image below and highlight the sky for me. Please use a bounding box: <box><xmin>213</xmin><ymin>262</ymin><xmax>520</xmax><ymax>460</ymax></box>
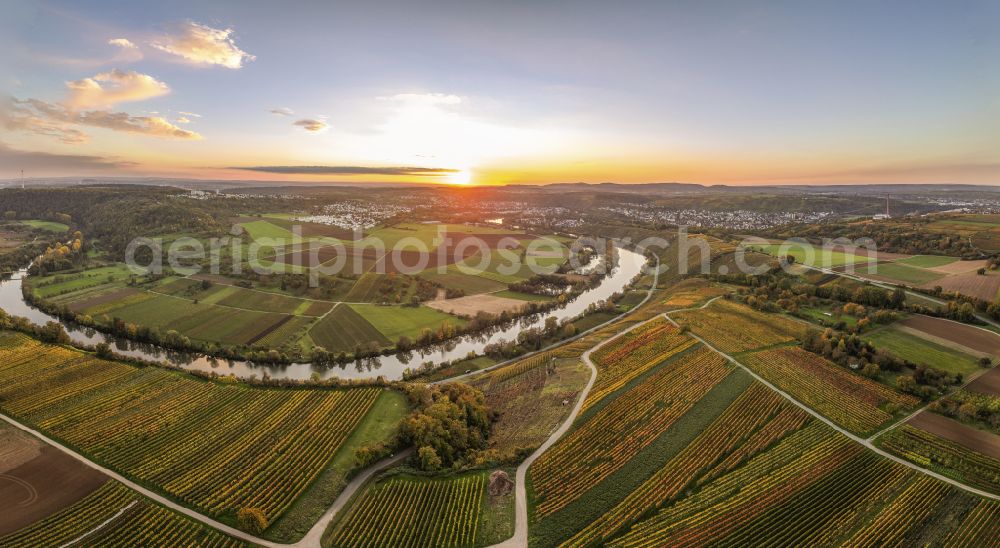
<box><xmin>1</xmin><ymin>0</ymin><xmax>998</xmax><ymax>186</ymax></box>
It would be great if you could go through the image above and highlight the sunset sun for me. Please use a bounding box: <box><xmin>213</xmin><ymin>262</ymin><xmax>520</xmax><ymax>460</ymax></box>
<box><xmin>447</xmin><ymin>168</ymin><xmax>473</xmax><ymax>185</ymax></box>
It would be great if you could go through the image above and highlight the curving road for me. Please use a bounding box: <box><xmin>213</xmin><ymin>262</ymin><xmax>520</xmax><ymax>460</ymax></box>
<box><xmin>492</xmin><ymin>256</ymin><xmax>662</xmax><ymax>547</ymax></box>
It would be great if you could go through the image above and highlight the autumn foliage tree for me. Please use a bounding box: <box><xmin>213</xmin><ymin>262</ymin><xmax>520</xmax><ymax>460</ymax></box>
<box><xmin>400</xmin><ymin>383</ymin><xmax>496</xmax><ymax>471</ymax></box>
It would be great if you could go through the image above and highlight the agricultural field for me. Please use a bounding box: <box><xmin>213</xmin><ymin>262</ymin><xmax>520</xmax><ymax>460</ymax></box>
<box><xmin>924</xmin><ymin>214</ymin><xmax>1000</xmax><ymax>252</ymax></box>
<box><xmin>896</xmin><ymin>254</ymin><xmax>960</xmax><ymax>268</ymax></box>
<box><xmin>607</xmin><ymin>420</ymin><xmax>996</xmax><ymax>547</ymax></box>
<box><xmin>472</xmin><ymin>352</ymin><xmax>590</xmax><ymax>460</ymax></box>
<box><xmin>864</xmin><ymin>324</ymin><xmax>983</xmax><ymax>376</ymax></box>
<box><xmin>323</xmin><ymin>470</ymin><xmax>512</xmax><ymax>548</ymax></box>
<box><xmin>749</xmin><ymin>242</ymin><xmax>874</xmax><ymax>268</ymax></box>
<box><xmin>658</xmin><ymin>278</ymin><xmax>729</xmax><ymax>310</ymax></box>
<box><xmin>741</xmin><ymin>347</ymin><xmax>918</xmax><ymax>435</ymax></box>
<box><xmin>584</xmin><ymin>318</ymin><xmax>697</xmax><ymax>410</ymax></box>
<box><xmin>561</xmin><ymin>383</ymin><xmax>811</xmax><ymax>546</ymax></box>
<box><xmin>671</xmin><ymin>298</ymin><xmax>806</xmax><ymax>353</ymax></box>
<box><xmin>0</xmin><ymin>482</ymin><xmax>245</xmax><ymax>547</ymax></box>
<box><xmin>350</xmin><ymin>303</ymin><xmax>468</xmax><ymax>342</ymax></box>
<box><xmin>529</xmin><ymin>346</ymin><xmax>732</xmax><ymax>518</ymax></box>
<box><xmin>0</xmin><ymin>422</ymin><xmax>107</xmax><ymax>536</ymax></box>
<box><xmin>877</xmin><ymin>424</ymin><xmax>1000</xmax><ymax>494</ymax></box>
<box><xmin>848</xmin><ymin>261</ymin><xmax>945</xmax><ymax>285</ymax></box>
<box><xmin>25</xmin><ymin>220</ymin><xmax>571</xmax><ymax>358</ymax></box>
<box><xmin>308</xmin><ymin>304</ymin><xmax>389</xmax><ymax>352</ymax></box>
<box><xmin>0</xmin><ymin>331</ymin><xmax>397</xmax><ymax>534</ymax></box>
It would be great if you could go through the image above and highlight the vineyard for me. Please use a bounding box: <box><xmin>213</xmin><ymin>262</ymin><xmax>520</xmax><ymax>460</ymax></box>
<box><xmin>0</xmin><ymin>482</ymin><xmax>244</xmax><ymax>547</ymax></box>
<box><xmin>474</xmin><ymin>353</ymin><xmax>590</xmax><ymax>461</ymax></box>
<box><xmin>603</xmin><ymin>419</ymin><xmax>998</xmax><ymax>547</ymax></box>
<box><xmin>529</xmin><ymin>347</ymin><xmax>731</xmax><ymax>517</ymax></box>
<box><xmin>0</xmin><ymin>332</ymin><xmax>383</xmax><ymax>528</ymax></box>
<box><xmin>583</xmin><ymin>318</ymin><xmax>698</xmax><ymax>411</ymax></box>
<box><xmin>324</xmin><ymin>473</ymin><xmax>492</xmax><ymax>547</ymax></box>
<box><xmin>671</xmin><ymin>299</ymin><xmax>805</xmax><ymax>353</ymax></box>
<box><xmin>562</xmin><ymin>383</ymin><xmax>810</xmax><ymax>546</ymax></box>
<box><xmin>741</xmin><ymin>347</ymin><xmax>916</xmax><ymax>434</ymax></box>
<box><xmin>878</xmin><ymin>425</ymin><xmax>1000</xmax><ymax>494</ymax></box>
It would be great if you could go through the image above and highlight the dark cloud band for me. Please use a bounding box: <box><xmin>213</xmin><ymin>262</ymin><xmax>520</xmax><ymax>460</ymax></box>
<box><xmin>228</xmin><ymin>165</ymin><xmax>459</xmax><ymax>176</ymax></box>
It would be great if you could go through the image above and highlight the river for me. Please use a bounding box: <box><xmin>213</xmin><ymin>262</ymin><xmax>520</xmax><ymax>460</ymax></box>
<box><xmin>0</xmin><ymin>247</ymin><xmax>647</xmax><ymax>381</ymax></box>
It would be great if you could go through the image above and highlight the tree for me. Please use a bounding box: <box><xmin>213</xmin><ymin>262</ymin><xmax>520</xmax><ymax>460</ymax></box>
<box><xmin>236</xmin><ymin>507</ymin><xmax>268</xmax><ymax>534</ymax></box>
<box><xmin>418</xmin><ymin>446</ymin><xmax>443</xmax><ymax>471</ymax></box>
<box><xmin>400</xmin><ymin>383</ymin><xmax>495</xmax><ymax>470</ymax></box>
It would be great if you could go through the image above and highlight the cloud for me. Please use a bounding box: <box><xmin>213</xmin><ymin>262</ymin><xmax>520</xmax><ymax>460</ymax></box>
<box><xmin>179</xmin><ymin>111</ymin><xmax>202</xmax><ymax>118</ymax></box>
<box><xmin>3</xmin><ymin>97</ymin><xmax>202</xmax><ymax>141</ymax></box>
<box><xmin>66</xmin><ymin>69</ymin><xmax>169</xmax><ymax>110</ymax></box>
<box><xmin>151</xmin><ymin>21</ymin><xmax>255</xmax><ymax>69</ymax></box>
<box><xmin>108</xmin><ymin>38</ymin><xmax>137</xmax><ymax>49</ymax></box>
<box><xmin>270</xmin><ymin>107</ymin><xmax>294</xmax><ymax>116</ymax></box>
<box><xmin>229</xmin><ymin>165</ymin><xmax>458</xmax><ymax>176</ymax></box>
<box><xmin>293</xmin><ymin>118</ymin><xmax>329</xmax><ymax>132</ymax></box>
<box><xmin>175</xmin><ymin>116</ymin><xmax>191</xmax><ymax>124</ymax></box>
<box><xmin>0</xmin><ymin>141</ymin><xmax>133</xmax><ymax>172</ymax></box>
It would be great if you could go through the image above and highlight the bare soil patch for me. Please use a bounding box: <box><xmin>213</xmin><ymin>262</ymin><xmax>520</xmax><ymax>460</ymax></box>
<box><xmin>967</xmin><ymin>366</ymin><xmax>1000</xmax><ymax>396</ymax></box>
<box><xmin>922</xmin><ymin>273</ymin><xmax>1000</xmax><ymax>301</ymax></box>
<box><xmin>0</xmin><ymin>425</ymin><xmax>108</xmax><ymax>535</ymax></box>
<box><xmin>426</xmin><ymin>294</ymin><xmax>527</xmax><ymax>317</ymax></box>
<box><xmin>897</xmin><ymin>315</ymin><xmax>1000</xmax><ymax>357</ymax></box>
<box><xmin>66</xmin><ymin>287</ymin><xmax>143</xmax><ymax>312</ymax></box>
<box><xmin>929</xmin><ymin>259</ymin><xmax>990</xmax><ymax>274</ymax></box>
<box><xmin>909</xmin><ymin>412</ymin><xmax>1000</xmax><ymax>460</ymax></box>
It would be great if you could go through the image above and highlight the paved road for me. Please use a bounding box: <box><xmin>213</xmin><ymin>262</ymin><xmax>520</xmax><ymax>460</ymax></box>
<box><xmin>492</xmin><ymin>257</ymin><xmax>661</xmax><ymax>547</ymax></box>
<box><xmin>662</xmin><ymin>299</ymin><xmax>1000</xmax><ymax>502</ymax></box>
<box><xmin>0</xmin><ymin>412</ymin><xmax>412</xmax><ymax>547</ymax></box>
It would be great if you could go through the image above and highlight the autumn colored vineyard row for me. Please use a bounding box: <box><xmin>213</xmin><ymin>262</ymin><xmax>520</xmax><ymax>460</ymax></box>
<box><xmin>584</xmin><ymin>318</ymin><xmax>698</xmax><ymax>410</ymax></box>
<box><xmin>483</xmin><ymin>350</ymin><xmax>554</xmax><ymax>388</ymax></box>
<box><xmin>671</xmin><ymin>298</ymin><xmax>805</xmax><ymax>353</ymax></box>
<box><xmin>529</xmin><ymin>347</ymin><xmax>731</xmax><ymax>517</ymax></box>
<box><xmin>326</xmin><ymin>474</ymin><xmax>485</xmax><ymax>547</ymax></box>
<box><xmin>563</xmin><ymin>383</ymin><xmax>810</xmax><ymax>547</ymax></box>
<box><xmin>741</xmin><ymin>347</ymin><xmax>905</xmax><ymax>434</ymax></box>
<box><xmin>607</xmin><ymin>419</ymin><xmax>999</xmax><ymax>547</ymax></box>
<box><xmin>0</xmin><ymin>332</ymin><xmax>380</xmax><ymax>525</ymax></box>
<box><xmin>0</xmin><ymin>482</ymin><xmax>243</xmax><ymax>548</ymax></box>
<box><xmin>879</xmin><ymin>425</ymin><xmax>1000</xmax><ymax>494</ymax></box>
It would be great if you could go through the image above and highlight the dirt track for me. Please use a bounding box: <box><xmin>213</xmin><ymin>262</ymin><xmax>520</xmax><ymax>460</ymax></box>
<box><xmin>897</xmin><ymin>315</ymin><xmax>1000</xmax><ymax>356</ymax></box>
<box><xmin>0</xmin><ymin>425</ymin><xmax>108</xmax><ymax>536</ymax></box>
<box><xmin>909</xmin><ymin>412</ymin><xmax>1000</xmax><ymax>460</ymax></box>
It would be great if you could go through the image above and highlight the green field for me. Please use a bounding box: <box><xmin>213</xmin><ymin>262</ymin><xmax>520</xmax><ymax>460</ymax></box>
<box><xmin>419</xmin><ymin>270</ymin><xmax>507</xmax><ymax>295</ymax></box>
<box><xmin>308</xmin><ymin>304</ymin><xmax>389</xmax><ymax>352</ymax></box>
<box><xmin>865</xmin><ymin>326</ymin><xmax>981</xmax><ymax>376</ymax></box>
<box><xmin>239</xmin><ymin>220</ymin><xmax>299</xmax><ymax>242</ymax></box>
<box><xmin>797</xmin><ymin>306</ymin><xmax>858</xmax><ymax>327</ymax></box>
<box><xmin>853</xmin><ymin>262</ymin><xmax>945</xmax><ymax>285</ymax></box>
<box><xmin>895</xmin><ymin>255</ymin><xmax>959</xmax><ymax>268</ymax></box>
<box><xmin>30</xmin><ymin>264</ymin><xmax>138</xmax><ymax>298</ymax></box>
<box><xmin>753</xmin><ymin>243</ymin><xmax>872</xmax><ymax>268</ymax></box>
<box><xmin>20</xmin><ymin>219</ymin><xmax>70</xmax><ymax>232</ymax></box>
<box><xmin>350</xmin><ymin>303</ymin><xmax>467</xmax><ymax>341</ymax></box>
